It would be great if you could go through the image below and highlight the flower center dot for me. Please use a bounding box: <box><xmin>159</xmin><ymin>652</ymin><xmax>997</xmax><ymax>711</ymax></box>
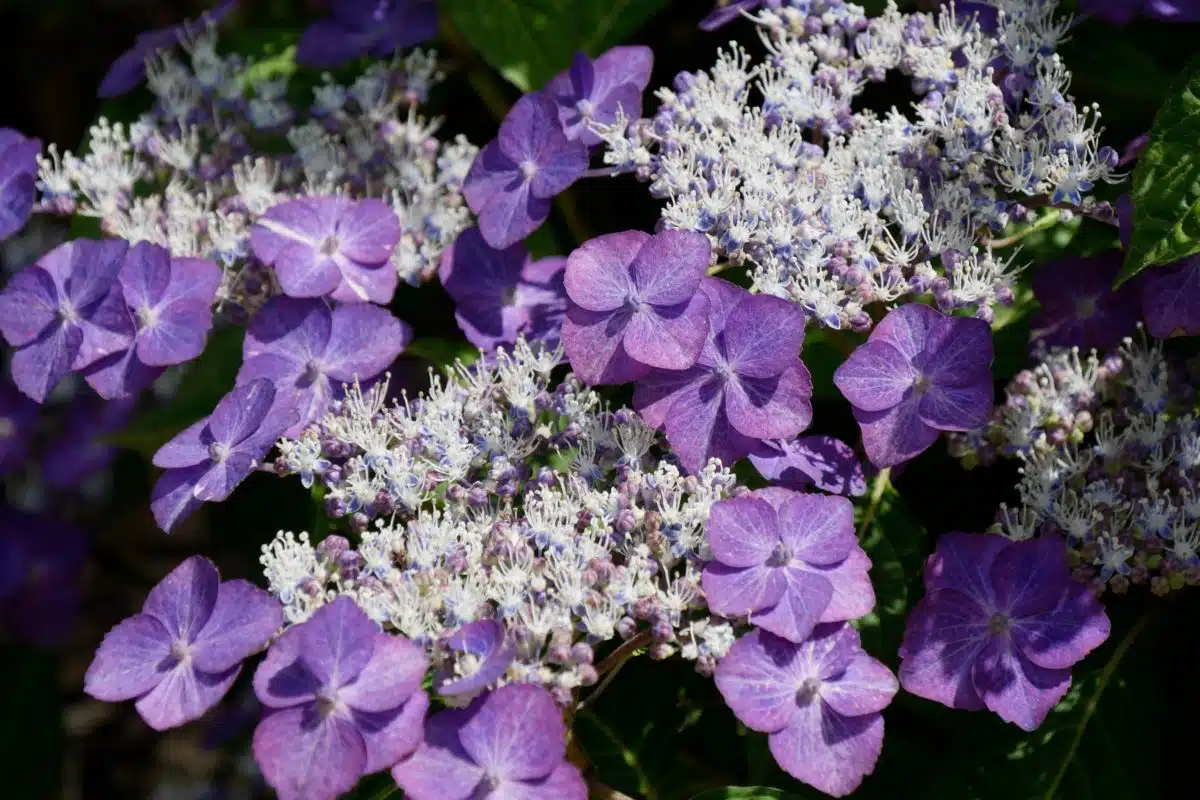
<box><xmin>319</xmin><ymin>235</ymin><xmax>341</xmax><ymax>257</ymax></box>
<box><xmin>1075</xmin><ymin>295</ymin><xmax>1099</xmax><ymax>319</ymax></box>
<box><xmin>576</xmin><ymin>98</ymin><xmax>595</xmax><ymax>118</ymax></box>
<box><xmin>795</xmin><ymin>677</ymin><xmax>821</xmax><ymax>705</ymax></box>
<box><xmin>519</xmin><ymin>160</ymin><xmax>539</xmax><ymax>181</ymax></box>
<box><xmin>208</xmin><ymin>442</ymin><xmax>231</xmax><ymax>463</ymax></box>
<box><xmin>987</xmin><ymin>612</ymin><xmax>1011</xmax><ymax>635</ymax></box>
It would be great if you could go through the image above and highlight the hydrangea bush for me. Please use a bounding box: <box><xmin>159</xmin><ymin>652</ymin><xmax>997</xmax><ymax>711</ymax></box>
<box><xmin>2</xmin><ymin>0</ymin><xmax>1198</xmax><ymax>798</ymax></box>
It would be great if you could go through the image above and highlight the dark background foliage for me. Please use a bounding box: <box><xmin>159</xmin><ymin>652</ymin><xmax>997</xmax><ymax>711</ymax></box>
<box><xmin>0</xmin><ymin>0</ymin><xmax>1196</xmax><ymax>798</ymax></box>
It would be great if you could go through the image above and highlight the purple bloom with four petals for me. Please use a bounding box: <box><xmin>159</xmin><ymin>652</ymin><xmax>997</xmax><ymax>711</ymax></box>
<box><xmin>97</xmin><ymin>1</ymin><xmax>238</xmax><ymax>98</ymax></box>
<box><xmin>439</xmin><ymin>227</ymin><xmax>567</xmax><ymax>350</ymax></box>
<box><xmin>0</xmin><ymin>239</ymin><xmax>133</xmax><ymax>402</ymax></box>
<box><xmin>834</xmin><ymin>303</ymin><xmax>993</xmax><ymax>469</ymax></box>
<box><xmin>238</xmin><ymin>296</ymin><xmax>411</xmax><ymax>436</ymax></box>
<box><xmin>250</xmin><ymin>196</ymin><xmax>402</xmax><ymax>304</ymax></box>
<box><xmin>748</xmin><ymin>434</ymin><xmax>867</xmax><ymax>497</ymax></box>
<box><xmin>701</xmin><ymin>488</ymin><xmax>874</xmax><ymax>643</ymax></box>
<box><xmin>0</xmin><ymin>509</ymin><xmax>86</xmax><ymax>647</ymax></box>
<box><xmin>0</xmin><ymin>127</ymin><xmax>40</xmax><ymax>241</ymax></box>
<box><xmin>84</xmin><ymin>241</ymin><xmax>222</xmax><ymax>399</ymax></box>
<box><xmin>85</xmin><ymin>555</ymin><xmax>283</xmax><ymax>730</ymax></box>
<box><xmin>1142</xmin><ymin>257</ymin><xmax>1200</xmax><ymax>339</ymax></box>
<box><xmin>715</xmin><ymin>624</ymin><xmax>898</xmax><ymax>798</ymax></box>
<box><xmin>633</xmin><ymin>278</ymin><xmax>812</xmax><ymax>473</ymax></box>
<box><xmin>150</xmin><ymin>379</ymin><xmax>298</xmax><ymax>533</ymax></box>
<box><xmin>252</xmin><ymin>595</ymin><xmax>429</xmax><ymax>800</ymax></box>
<box><xmin>562</xmin><ymin>230</ymin><xmax>713</xmax><ymax>386</ymax></box>
<box><xmin>392</xmin><ymin>683</ymin><xmax>586</xmax><ymax>800</ymax></box>
<box><xmin>297</xmin><ymin>0</ymin><xmax>437</xmax><ymax>69</ymax></box>
<box><xmin>898</xmin><ymin>534</ymin><xmax>1111</xmax><ymax>731</ymax></box>
<box><xmin>436</xmin><ymin>619</ymin><xmax>517</xmax><ymax>699</ymax></box>
<box><xmin>463</xmin><ymin>93</ymin><xmax>589</xmax><ymax>250</ymax></box>
<box><xmin>1030</xmin><ymin>251</ymin><xmax>1140</xmax><ymax>350</ymax></box>
<box><xmin>544</xmin><ymin>47</ymin><xmax>654</xmax><ymax>147</ymax></box>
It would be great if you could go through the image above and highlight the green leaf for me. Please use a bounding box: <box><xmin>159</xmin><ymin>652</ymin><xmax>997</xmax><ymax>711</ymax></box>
<box><xmin>404</xmin><ymin>337</ymin><xmax>480</xmax><ymax>367</ymax></box>
<box><xmin>339</xmin><ymin>771</ymin><xmax>398</xmax><ymax>800</ymax></box>
<box><xmin>442</xmin><ymin>0</ymin><xmax>668</xmax><ymax>92</ymax></box>
<box><xmin>690</xmin><ymin>788</ymin><xmax>810</xmax><ymax>800</ymax></box>
<box><xmin>110</xmin><ymin>325</ymin><xmax>245</xmax><ymax>456</ymax></box>
<box><xmin>853</xmin><ymin>483</ymin><xmax>928</xmax><ymax>666</ymax></box>
<box><xmin>1123</xmin><ymin>54</ymin><xmax>1200</xmax><ymax>284</ymax></box>
<box><xmin>0</xmin><ymin>648</ymin><xmax>63</xmax><ymax>800</ymax></box>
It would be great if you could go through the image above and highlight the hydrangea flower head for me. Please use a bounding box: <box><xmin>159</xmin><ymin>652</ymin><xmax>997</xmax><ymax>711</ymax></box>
<box><xmin>253</xmin><ymin>595</ymin><xmax>429</xmax><ymax>800</ymax></box>
<box><xmin>715</xmin><ymin>624</ymin><xmax>897</xmax><ymax>798</ymax></box>
<box><xmin>97</xmin><ymin>0</ymin><xmax>238</xmax><ymax>97</ymax></box>
<box><xmin>297</xmin><ymin>0</ymin><xmax>437</xmax><ymax>68</ymax></box>
<box><xmin>439</xmin><ymin>226</ymin><xmax>567</xmax><ymax>350</ymax></box>
<box><xmin>748</xmin><ymin>434</ymin><xmax>866</xmax><ymax>496</ymax></box>
<box><xmin>84</xmin><ymin>242</ymin><xmax>222</xmax><ymax>399</ymax></box>
<box><xmin>1142</xmin><ymin>257</ymin><xmax>1200</xmax><ymax>339</ymax></box>
<box><xmin>250</xmin><ymin>196</ymin><xmax>402</xmax><ymax>304</ymax></box>
<box><xmin>899</xmin><ymin>534</ymin><xmax>1111</xmax><ymax>731</ymax></box>
<box><xmin>0</xmin><ymin>509</ymin><xmax>86</xmax><ymax>647</ymax></box>
<box><xmin>545</xmin><ymin>47</ymin><xmax>654</xmax><ymax>146</ymax></box>
<box><xmin>633</xmin><ymin>278</ymin><xmax>812</xmax><ymax>472</ymax></box>
<box><xmin>1030</xmin><ymin>251</ymin><xmax>1140</xmax><ymax>350</ymax></box>
<box><xmin>85</xmin><ymin>555</ymin><xmax>283</xmax><ymax>730</ymax></box>
<box><xmin>701</xmin><ymin>488</ymin><xmax>874</xmax><ymax>642</ymax></box>
<box><xmin>41</xmin><ymin>396</ymin><xmax>135</xmax><ymax>489</ymax></box>
<box><xmin>392</xmin><ymin>683</ymin><xmax>587</xmax><ymax>800</ymax></box>
<box><xmin>834</xmin><ymin>303</ymin><xmax>993</xmax><ymax>468</ymax></box>
<box><xmin>463</xmin><ymin>93</ymin><xmax>589</xmax><ymax>249</ymax></box>
<box><xmin>0</xmin><ymin>238</ymin><xmax>133</xmax><ymax>402</ymax></box>
<box><xmin>436</xmin><ymin>619</ymin><xmax>517</xmax><ymax>699</ymax></box>
<box><xmin>150</xmin><ymin>379</ymin><xmax>298</xmax><ymax>532</ymax></box>
<box><xmin>238</xmin><ymin>297</ymin><xmax>411</xmax><ymax>435</ymax></box>
<box><xmin>562</xmin><ymin>229</ymin><xmax>713</xmax><ymax>385</ymax></box>
<box><xmin>0</xmin><ymin>127</ymin><xmax>40</xmax><ymax>241</ymax></box>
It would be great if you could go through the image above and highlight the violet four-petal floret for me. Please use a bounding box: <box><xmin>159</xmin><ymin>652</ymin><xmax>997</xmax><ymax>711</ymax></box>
<box><xmin>0</xmin><ymin>239</ymin><xmax>133</xmax><ymax>402</ymax></box>
<box><xmin>562</xmin><ymin>230</ymin><xmax>714</xmax><ymax>386</ymax></box>
<box><xmin>463</xmin><ymin>93</ymin><xmax>589</xmax><ymax>250</ymax></box>
<box><xmin>439</xmin><ymin>226</ymin><xmax>567</xmax><ymax>351</ymax></box>
<box><xmin>834</xmin><ymin>303</ymin><xmax>993</xmax><ymax>468</ymax></box>
<box><xmin>250</xmin><ymin>196</ymin><xmax>402</xmax><ymax>304</ymax></box>
<box><xmin>85</xmin><ymin>555</ymin><xmax>283</xmax><ymax>731</ymax></box>
<box><xmin>544</xmin><ymin>47</ymin><xmax>654</xmax><ymax>146</ymax></box>
<box><xmin>1031</xmin><ymin>251</ymin><xmax>1140</xmax><ymax>350</ymax></box>
<box><xmin>633</xmin><ymin>278</ymin><xmax>812</xmax><ymax>473</ymax></box>
<box><xmin>702</xmin><ymin>488</ymin><xmax>874</xmax><ymax>643</ymax></box>
<box><xmin>150</xmin><ymin>379</ymin><xmax>298</xmax><ymax>532</ymax></box>
<box><xmin>1142</xmin><ymin>257</ymin><xmax>1200</xmax><ymax>339</ymax></box>
<box><xmin>898</xmin><ymin>533</ymin><xmax>1111</xmax><ymax>731</ymax></box>
<box><xmin>0</xmin><ymin>127</ymin><xmax>40</xmax><ymax>241</ymax></box>
<box><xmin>715</xmin><ymin>624</ymin><xmax>898</xmax><ymax>798</ymax></box>
<box><xmin>297</xmin><ymin>0</ymin><xmax>437</xmax><ymax>69</ymax></box>
<box><xmin>392</xmin><ymin>683</ymin><xmax>586</xmax><ymax>800</ymax></box>
<box><xmin>748</xmin><ymin>434</ymin><xmax>867</xmax><ymax>496</ymax></box>
<box><xmin>237</xmin><ymin>296</ymin><xmax>411</xmax><ymax>435</ymax></box>
<box><xmin>84</xmin><ymin>241</ymin><xmax>222</xmax><ymax>399</ymax></box>
<box><xmin>436</xmin><ymin>619</ymin><xmax>517</xmax><ymax>699</ymax></box>
<box><xmin>253</xmin><ymin>595</ymin><xmax>429</xmax><ymax>800</ymax></box>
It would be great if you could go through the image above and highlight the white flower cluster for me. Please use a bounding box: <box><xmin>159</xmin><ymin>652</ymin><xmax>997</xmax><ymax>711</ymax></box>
<box><xmin>263</xmin><ymin>340</ymin><xmax>741</xmax><ymax>700</ymax></box>
<box><xmin>596</xmin><ymin>0</ymin><xmax>1119</xmax><ymax>329</ymax></box>
<box><xmin>959</xmin><ymin>333</ymin><xmax>1200</xmax><ymax>596</ymax></box>
<box><xmin>34</xmin><ymin>21</ymin><xmax>476</xmax><ymax>311</ymax></box>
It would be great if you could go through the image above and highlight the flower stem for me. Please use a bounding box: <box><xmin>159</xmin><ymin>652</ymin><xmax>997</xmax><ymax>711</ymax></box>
<box><xmin>857</xmin><ymin>467</ymin><xmax>891</xmax><ymax>539</ymax></box>
<box><xmin>576</xmin><ymin>630</ymin><xmax>652</xmax><ymax>712</ymax></box>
